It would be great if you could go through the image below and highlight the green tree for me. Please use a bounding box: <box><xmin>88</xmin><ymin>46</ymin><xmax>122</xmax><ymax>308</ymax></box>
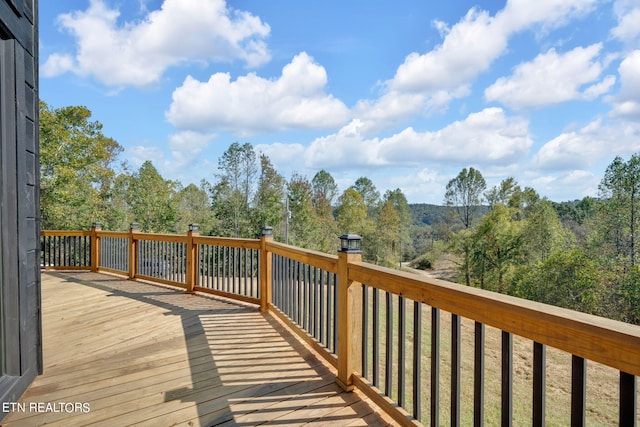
<box><xmin>485</xmin><ymin>177</ymin><xmax>519</xmax><ymax>209</ymax></box>
<box><xmin>40</xmin><ymin>101</ymin><xmax>122</xmax><ymax>229</ymax></box>
<box><xmin>521</xmin><ymin>200</ymin><xmax>573</xmax><ymax>263</ymax></box>
<box><xmin>596</xmin><ymin>154</ymin><xmax>640</xmax><ymax>267</ymax></box>
<box><xmin>444</xmin><ymin>167</ymin><xmax>486</xmax><ymax>229</ymax></box>
<box><xmin>469</xmin><ymin>205</ymin><xmax>523</xmax><ymax>290</ymax></box>
<box><xmin>335</xmin><ymin>188</ymin><xmax>370</xmax><ymax>235</ymax></box>
<box><xmin>287</xmin><ymin>173</ymin><xmax>319</xmax><ymax>250</ymax></box>
<box><xmin>213</xmin><ymin>142</ymin><xmax>258</xmax><ymax>237</ymax></box>
<box><xmin>126</xmin><ymin>161</ymin><xmax>178</xmax><ymax>233</ymax></box>
<box><xmin>253</xmin><ymin>154</ymin><xmax>285</xmax><ymax>238</ymax></box>
<box><xmin>311</xmin><ymin>170</ymin><xmax>339</xmax><ymax>252</ymax></box>
<box><xmin>383</xmin><ymin>188</ymin><xmax>412</xmax><ymax>261</ymax></box>
<box><xmin>374</xmin><ymin>200</ymin><xmax>402</xmax><ymax>267</ymax></box>
<box><xmin>174</xmin><ymin>181</ymin><xmax>216</xmax><ymax>234</ymax></box>
<box><xmin>351</xmin><ymin>177</ymin><xmax>380</xmax><ymax>215</ymax></box>
<box><xmin>514</xmin><ymin>249</ymin><xmax>602</xmax><ymax>315</ymax></box>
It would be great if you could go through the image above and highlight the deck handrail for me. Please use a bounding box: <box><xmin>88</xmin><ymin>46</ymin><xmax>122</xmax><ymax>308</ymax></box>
<box><xmin>40</xmin><ymin>225</ymin><xmax>640</xmax><ymax>426</ymax></box>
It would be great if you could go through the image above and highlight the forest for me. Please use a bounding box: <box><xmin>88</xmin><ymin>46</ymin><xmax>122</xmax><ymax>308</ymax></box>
<box><xmin>41</xmin><ymin>101</ymin><xmax>640</xmax><ymax>324</ymax></box>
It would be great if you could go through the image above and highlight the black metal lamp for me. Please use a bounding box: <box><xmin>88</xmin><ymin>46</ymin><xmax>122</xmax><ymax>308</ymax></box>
<box><xmin>189</xmin><ymin>223</ymin><xmax>199</xmax><ymax>232</ymax></box>
<box><xmin>261</xmin><ymin>226</ymin><xmax>273</xmax><ymax>237</ymax></box>
<box><xmin>339</xmin><ymin>234</ymin><xmax>362</xmax><ymax>253</ymax></box>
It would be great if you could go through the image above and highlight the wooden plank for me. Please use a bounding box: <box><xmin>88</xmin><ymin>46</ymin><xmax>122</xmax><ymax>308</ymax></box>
<box><xmin>133</xmin><ymin>233</ymin><xmax>188</xmax><ymax>243</ymax></box>
<box><xmin>269</xmin><ymin>304</ymin><xmax>338</xmax><ymax>369</ymax></box>
<box><xmin>3</xmin><ymin>271</ymin><xmax>388</xmax><ymax>427</ymax></box>
<box><xmin>267</xmin><ymin>240</ymin><xmax>339</xmax><ymax>273</ymax></box>
<box><xmin>194</xmin><ymin>235</ymin><xmax>260</xmax><ymax>249</ymax></box>
<box><xmin>194</xmin><ymin>286</ymin><xmax>260</xmax><ymax>306</ymax></box>
<box><xmin>94</xmin><ymin>231</ymin><xmax>129</xmax><ymax>239</ymax></box>
<box><xmin>40</xmin><ymin>230</ymin><xmax>91</xmax><ymax>237</ymax></box>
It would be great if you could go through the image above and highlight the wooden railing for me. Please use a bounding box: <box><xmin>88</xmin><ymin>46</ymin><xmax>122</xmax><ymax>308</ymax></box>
<box><xmin>40</xmin><ymin>224</ymin><xmax>640</xmax><ymax>426</ymax></box>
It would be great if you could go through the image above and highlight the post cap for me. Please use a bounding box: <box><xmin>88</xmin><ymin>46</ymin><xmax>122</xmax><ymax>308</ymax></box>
<box><xmin>91</xmin><ymin>222</ymin><xmax>102</xmax><ymax>229</ymax></box>
<box><xmin>130</xmin><ymin>222</ymin><xmax>140</xmax><ymax>231</ymax></box>
<box><xmin>261</xmin><ymin>226</ymin><xmax>273</xmax><ymax>237</ymax></box>
<box><xmin>189</xmin><ymin>223</ymin><xmax>200</xmax><ymax>232</ymax></box>
<box><xmin>339</xmin><ymin>234</ymin><xmax>362</xmax><ymax>253</ymax></box>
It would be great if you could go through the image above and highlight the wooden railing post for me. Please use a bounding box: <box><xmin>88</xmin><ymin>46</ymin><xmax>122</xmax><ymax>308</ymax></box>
<box><xmin>186</xmin><ymin>224</ymin><xmax>200</xmax><ymax>293</ymax></box>
<box><xmin>128</xmin><ymin>222</ymin><xmax>139</xmax><ymax>280</ymax></box>
<box><xmin>90</xmin><ymin>222</ymin><xmax>101</xmax><ymax>272</ymax></box>
<box><xmin>336</xmin><ymin>234</ymin><xmax>363</xmax><ymax>392</ymax></box>
<box><xmin>260</xmin><ymin>226</ymin><xmax>274</xmax><ymax>312</ymax></box>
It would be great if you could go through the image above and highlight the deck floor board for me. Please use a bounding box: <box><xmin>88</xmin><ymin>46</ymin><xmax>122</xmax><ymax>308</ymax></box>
<box><xmin>2</xmin><ymin>272</ymin><xmax>393</xmax><ymax>427</ymax></box>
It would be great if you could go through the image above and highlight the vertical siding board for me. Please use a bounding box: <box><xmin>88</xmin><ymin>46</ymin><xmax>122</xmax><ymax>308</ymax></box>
<box><xmin>0</xmin><ymin>2</ymin><xmax>41</xmax><ymax>413</ymax></box>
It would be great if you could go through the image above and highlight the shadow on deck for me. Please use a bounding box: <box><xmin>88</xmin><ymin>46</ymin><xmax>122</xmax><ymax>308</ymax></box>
<box><xmin>2</xmin><ymin>271</ymin><xmax>392</xmax><ymax>426</ymax></box>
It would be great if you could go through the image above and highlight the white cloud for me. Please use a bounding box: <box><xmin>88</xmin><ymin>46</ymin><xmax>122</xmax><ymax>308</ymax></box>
<box><xmin>254</xmin><ymin>142</ymin><xmax>307</xmax><ymax>170</ymax></box>
<box><xmin>388</xmin><ymin>168</ymin><xmax>449</xmax><ymax>204</ymax></box>
<box><xmin>128</xmin><ymin>145</ymin><xmax>165</xmax><ymax>168</ymax></box>
<box><xmin>166</xmin><ymin>52</ymin><xmax>350</xmax><ymax>135</ymax></box>
<box><xmin>41</xmin><ymin>53</ymin><xmax>75</xmax><ymax>78</ymax></box>
<box><xmin>391</xmin><ymin>8</ymin><xmax>506</xmax><ymax>94</ymax></box>
<box><xmin>301</xmin><ymin>108</ymin><xmax>531</xmax><ymax>170</ymax></box>
<box><xmin>168</xmin><ymin>131</ymin><xmax>215</xmax><ymax>169</ymax></box>
<box><xmin>611</xmin><ymin>50</ymin><xmax>640</xmax><ymax>119</ymax></box>
<box><xmin>43</xmin><ymin>0</ymin><xmax>271</xmax><ymax>87</ymax></box>
<box><xmin>533</xmin><ymin>118</ymin><xmax>640</xmax><ymax>170</ymax></box>
<box><xmin>354</xmin><ymin>0</ymin><xmax>599</xmax><ymax>130</ymax></box>
<box><xmin>530</xmin><ymin>170</ymin><xmax>599</xmax><ymax>202</ymax></box>
<box><xmin>611</xmin><ymin>1</ymin><xmax>640</xmax><ymax>44</ymax></box>
<box><xmin>485</xmin><ymin>44</ymin><xmax>615</xmax><ymax>108</ymax></box>
<box><xmin>499</xmin><ymin>0</ymin><xmax>598</xmax><ymax>33</ymax></box>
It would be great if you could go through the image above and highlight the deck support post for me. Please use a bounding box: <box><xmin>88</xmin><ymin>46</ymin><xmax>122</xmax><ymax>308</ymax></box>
<box><xmin>336</xmin><ymin>234</ymin><xmax>363</xmax><ymax>392</ymax></box>
<box><xmin>260</xmin><ymin>226</ymin><xmax>274</xmax><ymax>312</ymax></box>
<box><xmin>90</xmin><ymin>222</ymin><xmax>101</xmax><ymax>272</ymax></box>
<box><xmin>128</xmin><ymin>223</ymin><xmax>139</xmax><ymax>280</ymax></box>
<box><xmin>186</xmin><ymin>224</ymin><xmax>200</xmax><ymax>293</ymax></box>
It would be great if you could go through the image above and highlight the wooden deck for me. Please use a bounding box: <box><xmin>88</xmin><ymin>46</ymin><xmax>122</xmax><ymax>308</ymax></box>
<box><xmin>2</xmin><ymin>272</ymin><xmax>393</xmax><ymax>427</ymax></box>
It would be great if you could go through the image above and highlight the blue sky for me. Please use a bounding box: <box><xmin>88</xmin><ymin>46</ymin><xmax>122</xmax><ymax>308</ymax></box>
<box><xmin>40</xmin><ymin>0</ymin><xmax>640</xmax><ymax>204</ymax></box>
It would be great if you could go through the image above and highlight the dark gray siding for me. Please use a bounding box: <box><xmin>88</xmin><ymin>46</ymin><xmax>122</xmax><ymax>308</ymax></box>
<box><xmin>0</xmin><ymin>0</ymin><xmax>41</xmax><ymax>419</ymax></box>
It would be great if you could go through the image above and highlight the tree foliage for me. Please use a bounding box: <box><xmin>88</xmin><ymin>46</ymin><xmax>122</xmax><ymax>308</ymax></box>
<box><xmin>40</xmin><ymin>101</ymin><xmax>122</xmax><ymax>229</ymax></box>
<box><xmin>126</xmin><ymin>161</ymin><xmax>178</xmax><ymax>233</ymax></box>
<box><xmin>41</xmin><ymin>104</ymin><xmax>640</xmax><ymax>324</ymax></box>
<box><xmin>445</xmin><ymin>167</ymin><xmax>486</xmax><ymax>229</ymax></box>
<box><xmin>212</xmin><ymin>142</ymin><xmax>258</xmax><ymax>237</ymax></box>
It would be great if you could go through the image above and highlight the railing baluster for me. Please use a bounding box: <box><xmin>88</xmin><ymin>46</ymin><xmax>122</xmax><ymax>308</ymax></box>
<box><xmin>452</xmin><ymin>313</ymin><xmax>461</xmax><ymax>427</ymax></box>
<box><xmin>302</xmin><ymin>263</ymin><xmax>308</xmax><ymax>330</ymax></box>
<box><xmin>398</xmin><ymin>295</ymin><xmax>406</xmax><ymax>408</ymax></box>
<box><xmin>297</xmin><ymin>261</ymin><xmax>301</xmax><ymax>322</ymax></box>
<box><xmin>431</xmin><ymin>307</ymin><xmax>440</xmax><ymax>427</ymax></box>
<box><xmin>324</xmin><ymin>266</ymin><xmax>330</xmax><ymax>348</ymax></box>
<box><xmin>571</xmin><ymin>355</ymin><xmax>586</xmax><ymax>427</ymax></box>
<box><xmin>533</xmin><ymin>342</ymin><xmax>546</xmax><ymax>427</ymax></box>
<box><xmin>385</xmin><ymin>291</ymin><xmax>394</xmax><ymax>398</ymax></box>
<box><xmin>413</xmin><ymin>301</ymin><xmax>422</xmax><ymax>422</ymax></box>
<box><xmin>332</xmin><ymin>272</ymin><xmax>338</xmax><ymax>354</ymax></box>
<box><xmin>71</xmin><ymin>236</ymin><xmax>75</xmax><ymax>266</ymax></box>
<box><xmin>474</xmin><ymin>321</ymin><xmax>485</xmax><ymax>427</ymax></box>
<box><xmin>502</xmin><ymin>331</ymin><xmax>513</xmax><ymax>427</ymax></box>
<box><xmin>362</xmin><ymin>284</ymin><xmax>369</xmax><ymax>379</ymax></box>
<box><xmin>319</xmin><ymin>269</ymin><xmax>325</xmax><ymax>346</ymax></box>
<box><xmin>312</xmin><ymin>266</ymin><xmax>318</xmax><ymax>339</ymax></box>
<box><xmin>373</xmin><ymin>287</ymin><xmax>380</xmax><ymax>388</ymax></box>
<box><xmin>619</xmin><ymin>371</ymin><xmax>637</xmax><ymax>427</ymax></box>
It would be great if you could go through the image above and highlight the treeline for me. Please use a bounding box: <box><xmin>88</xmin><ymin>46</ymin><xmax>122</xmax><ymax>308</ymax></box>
<box><xmin>420</xmin><ymin>162</ymin><xmax>640</xmax><ymax>324</ymax></box>
<box><xmin>41</xmin><ymin>101</ymin><xmax>640</xmax><ymax>323</ymax></box>
<box><xmin>40</xmin><ymin>102</ymin><xmax>413</xmax><ymax>268</ymax></box>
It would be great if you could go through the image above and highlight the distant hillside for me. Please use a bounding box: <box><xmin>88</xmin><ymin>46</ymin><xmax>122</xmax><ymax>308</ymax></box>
<box><xmin>409</xmin><ymin>203</ymin><xmax>490</xmax><ymax>226</ymax></box>
<box><xmin>410</xmin><ymin>197</ymin><xmax>597</xmax><ymax>228</ymax></box>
